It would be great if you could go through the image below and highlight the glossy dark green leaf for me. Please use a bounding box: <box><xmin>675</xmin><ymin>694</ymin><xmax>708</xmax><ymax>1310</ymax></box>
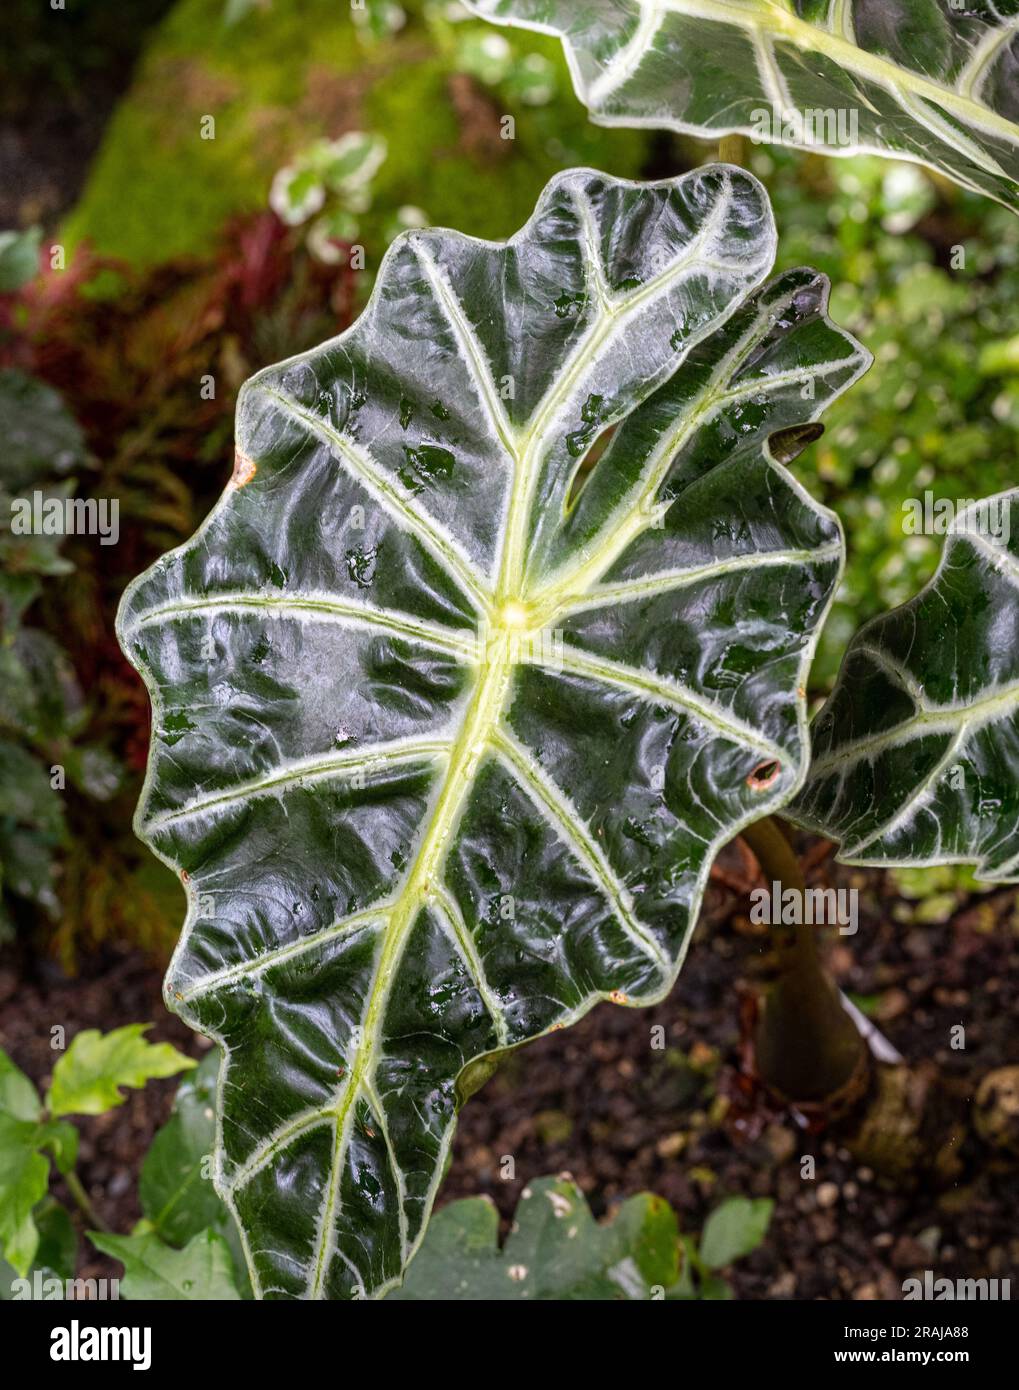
<box><xmin>90</xmin><ymin>1229</ymin><xmax>242</xmax><ymax>1301</ymax></box>
<box><xmin>118</xmin><ymin>167</ymin><xmax>866</xmax><ymax>1298</ymax></box>
<box><xmin>792</xmin><ymin>489</ymin><xmax>1019</xmax><ymax>879</ymax></box>
<box><xmin>464</xmin><ymin>0</ymin><xmax>1019</xmax><ymax>210</ymax></box>
<box><xmin>390</xmin><ymin>1175</ymin><xmax>679</xmax><ymax>1299</ymax></box>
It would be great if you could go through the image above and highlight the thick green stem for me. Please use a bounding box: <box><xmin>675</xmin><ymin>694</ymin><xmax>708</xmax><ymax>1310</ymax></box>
<box><xmin>741</xmin><ymin>817</ymin><xmax>867</xmax><ymax>1105</ymax></box>
<box><xmin>65</xmin><ymin>1168</ymin><xmax>109</xmax><ymax>1233</ymax></box>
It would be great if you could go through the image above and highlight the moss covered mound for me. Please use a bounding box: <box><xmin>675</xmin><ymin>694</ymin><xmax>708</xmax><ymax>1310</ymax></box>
<box><xmin>64</xmin><ymin>0</ymin><xmax>652</xmax><ymax>267</ymax></box>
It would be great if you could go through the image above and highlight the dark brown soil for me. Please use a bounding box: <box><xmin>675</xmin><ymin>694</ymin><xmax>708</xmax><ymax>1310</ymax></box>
<box><xmin>2</xmin><ymin>835</ymin><xmax>1017</xmax><ymax>1299</ymax></box>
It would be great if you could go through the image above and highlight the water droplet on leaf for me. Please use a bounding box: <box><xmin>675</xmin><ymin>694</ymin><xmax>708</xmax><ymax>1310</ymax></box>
<box><xmin>346</xmin><ymin>544</ymin><xmax>378</xmax><ymax>588</ymax></box>
<box><xmin>399</xmin><ymin>444</ymin><xmax>455</xmax><ymax>493</ymax></box>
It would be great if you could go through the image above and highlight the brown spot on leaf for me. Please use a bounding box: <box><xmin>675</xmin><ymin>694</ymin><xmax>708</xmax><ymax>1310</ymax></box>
<box><xmin>747</xmin><ymin>760</ymin><xmax>782</xmax><ymax>792</ymax></box>
<box><xmin>231</xmin><ymin>449</ymin><xmax>257</xmax><ymax>488</ymax></box>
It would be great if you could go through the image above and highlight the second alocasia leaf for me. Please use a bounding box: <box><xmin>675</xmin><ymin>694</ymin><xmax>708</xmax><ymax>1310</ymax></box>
<box><xmin>464</xmin><ymin>1</ymin><xmax>1019</xmax><ymax>211</ymax></box>
<box><xmin>118</xmin><ymin>166</ymin><xmax>867</xmax><ymax>1298</ymax></box>
<box><xmin>792</xmin><ymin>488</ymin><xmax>1019</xmax><ymax>880</ymax></box>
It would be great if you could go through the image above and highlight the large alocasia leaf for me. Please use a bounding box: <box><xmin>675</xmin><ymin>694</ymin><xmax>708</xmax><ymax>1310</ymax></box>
<box><xmin>791</xmin><ymin>488</ymin><xmax>1019</xmax><ymax>879</ymax></box>
<box><xmin>118</xmin><ymin>166</ymin><xmax>867</xmax><ymax>1299</ymax></box>
<box><xmin>463</xmin><ymin>1</ymin><xmax>1019</xmax><ymax>210</ymax></box>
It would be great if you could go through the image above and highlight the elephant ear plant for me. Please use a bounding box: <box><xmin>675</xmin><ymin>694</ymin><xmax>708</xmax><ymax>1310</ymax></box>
<box><xmin>460</xmin><ymin>0</ymin><xmax>1019</xmax><ymax>1142</ymax></box>
<box><xmin>750</xmin><ymin>488</ymin><xmax>1019</xmax><ymax>1114</ymax></box>
<box><xmin>463</xmin><ymin>0</ymin><xmax>1019</xmax><ymax>210</ymax></box>
<box><xmin>117</xmin><ymin>166</ymin><xmax>870</xmax><ymax>1299</ymax></box>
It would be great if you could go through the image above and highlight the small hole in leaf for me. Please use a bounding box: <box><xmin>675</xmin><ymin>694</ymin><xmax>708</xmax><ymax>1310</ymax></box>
<box><xmin>747</xmin><ymin>760</ymin><xmax>781</xmax><ymax>792</ymax></box>
<box><xmin>566</xmin><ymin>423</ymin><xmax>617</xmax><ymax>509</ymax></box>
<box><xmin>767</xmin><ymin>421</ymin><xmax>824</xmax><ymax>466</ymax></box>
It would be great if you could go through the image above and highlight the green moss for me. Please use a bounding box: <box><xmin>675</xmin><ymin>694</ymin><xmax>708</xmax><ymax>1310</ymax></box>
<box><xmin>63</xmin><ymin>0</ymin><xmax>650</xmax><ymax>268</ymax></box>
<box><xmin>362</xmin><ymin>52</ymin><xmax>646</xmax><ymax>245</ymax></box>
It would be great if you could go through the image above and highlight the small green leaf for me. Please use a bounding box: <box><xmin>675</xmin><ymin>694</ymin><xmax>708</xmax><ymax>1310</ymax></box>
<box><xmin>30</xmin><ymin>1201</ymin><xmax>77</xmax><ymax>1284</ymax></box>
<box><xmin>0</xmin><ymin>1050</ymin><xmax>41</xmax><ymax>1122</ymax></box>
<box><xmin>316</xmin><ymin>133</ymin><xmax>387</xmax><ymax>196</ymax></box>
<box><xmin>0</xmin><ymin>1051</ymin><xmax>77</xmax><ymax>1277</ymax></box>
<box><xmin>0</xmin><ymin>743</ymin><xmax>66</xmax><ymax>844</ymax></box>
<box><xmin>0</xmin><ymin>1118</ymin><xmax>51</xmax><ymax>1277</ymax></box>
<box><xmin>89</xmin><ymin>1228</ymin><xmax>243</xmax><ymax>1301</ymax></box>
<box><xmin>0</xmin><ymin>1116</ymin><xmax>74</xmax><ymax>1277</ymax></box>
<box><xmin>0</xmin><ymin>1200</ymin><xmax>77</xmax><ymax>1299</ymax></box>
<box><xmin>139</xmin><ymin>1050</ymin><xmax>251</xmax><ymax>1295</ymax></box>
<box><xmin>47</xmin><ymin>1025</ymin><xmax>195</xmax><ymax>1119</ymax></box>
<box><xmin>390</xmin><ymin>1176</ymin><xmax>679</xmax><ymax>1300</ymax></box>
<box><xmin>698</xmin><ymin>1196</ymin><xmax>773</xmax><ymax>1270</ymax></box>
<box><xmin>140</xmin><ymin>1050</ymin><xmax>228</xmax><ymax>1245</ymax></box>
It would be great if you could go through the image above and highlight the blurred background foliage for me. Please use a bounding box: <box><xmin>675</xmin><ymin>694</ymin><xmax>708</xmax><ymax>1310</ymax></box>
<box><xmin>1</xmin><ymin>0</ymin><xmax>1014</xmax><ymax>960</ymax></box>
<box><xmin>762</xmin><ymin>150</ymin><xmax>1019</xmax><ymax>687</ymax></box>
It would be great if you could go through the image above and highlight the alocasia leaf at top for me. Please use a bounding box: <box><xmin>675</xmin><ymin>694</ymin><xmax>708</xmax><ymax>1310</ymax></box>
<box><xmin>117</xmin><ymin>166</ymin><xmax>867</xmax><ymax>1299</ymax></box>
<box><xmin>463</xmin><ymin>0</ymin><xmax>1019</xmax><ymax>211</ymax></box>
<box><xmin>791</xmin><ymin>488</ymin><xmax>1019</xmax><ymax>880</ymax></box>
